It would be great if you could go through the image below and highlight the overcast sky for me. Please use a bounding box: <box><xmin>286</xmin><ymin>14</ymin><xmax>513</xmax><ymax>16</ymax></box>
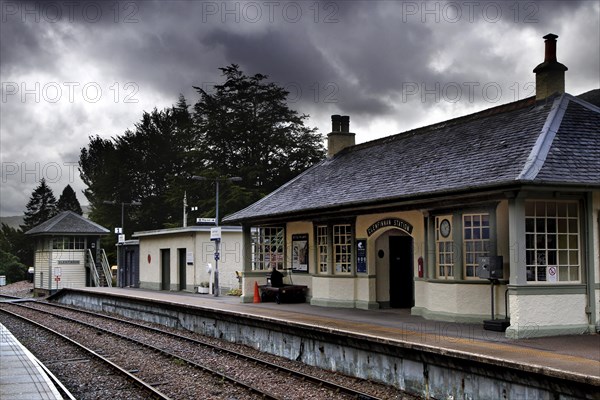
<box><xmin>1</xmin><ymin>0</ymin><xmax>598</xmax><ymax>216</ymax></box>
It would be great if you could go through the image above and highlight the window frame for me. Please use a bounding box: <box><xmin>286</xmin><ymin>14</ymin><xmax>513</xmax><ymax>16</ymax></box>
<box><xmin>313</xmin><ymin>220</ymin><xmax>355</xmax><ymax>275</ymax></box>
<box><xmin>525</xmin><ymin>200</ymin><xmax>581</xmax><ymax>284</ymax></box>
<box><xmin>251</xmin><ymin>226</ymin><xmax>285</xmax><ymax>271</ymax></box>
<box><xmin>463</xmin><ymin>213</ymin><xmax>491</xmax><ymax>279</ymax></box>
<box><xmin>435</xmin><ymin>215</ymin><xmax>454</xmax><ymax>280</ymax></box>
<box><xmin>333</xmin><ymin>224</ymin><xmax>353</xmax><ymax>274</ymax></box>
<box><xmin>52</xmin><ymin>236</ymin><xmax>85</xmax><ymax>250</ymax></box>
<box><xmin>316</xmin><ymin>225</ymin><xmax>329</xmax><ymax>274</ymax></box>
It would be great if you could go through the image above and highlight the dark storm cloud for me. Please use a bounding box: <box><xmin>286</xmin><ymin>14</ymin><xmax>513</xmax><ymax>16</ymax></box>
<box><xmin>1</xmin><ymin>0</ymin><xmax>598</xmax><ymax>216</ymax></box>
<box><xmin>0</xmin><ymin>13</ymin><xmax>57</xmax><ymax>75</ymax></box>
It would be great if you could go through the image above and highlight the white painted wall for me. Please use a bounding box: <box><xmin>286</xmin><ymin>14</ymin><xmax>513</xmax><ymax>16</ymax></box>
<box><xmin>312</xmin><ymin>276</ymin><xmax>355</xmax><ymax>303</ymax></box>
<box><xmin>508</xmin><ymin>293</ymin><xmax>588</xmax><ymax>335</ymax></box>
<box><xmin>138</xmin><ymin>229</ymin><xmax>243</xmax><ymax>292</ymax></box>
<box><xmin>33</xmin><ymin>248</ymin><xmax>86</xmax><ymax>290</ymax></box>
<box><xmin>414</xmin><ymin>280</ymin><xmax>507</xmax><ymax>321</ymax></box>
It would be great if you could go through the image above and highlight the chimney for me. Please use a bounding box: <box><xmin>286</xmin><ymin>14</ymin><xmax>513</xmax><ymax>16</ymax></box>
<box><xmin>533</xmin><ymin>33</ymin><xmax>568</xmax><ymax>101</ymax></box>
<box><xmin>327</xmin><ymin>115</ymin><xmax>355</xmax><ymax>158</ymax></box>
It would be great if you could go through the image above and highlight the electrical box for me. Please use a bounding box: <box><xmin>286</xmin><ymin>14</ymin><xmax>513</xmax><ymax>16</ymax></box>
<box><xmin>478</xmin><ymin>256</ymin><xmax>503</xmax><ymax>280</ymax></box>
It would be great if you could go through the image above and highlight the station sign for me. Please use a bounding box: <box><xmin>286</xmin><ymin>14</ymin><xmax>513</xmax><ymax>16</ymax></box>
<box><xmin>197</xmin><ymin>217</ymin><xmax>216</xmax><ymax>225</ymax></box>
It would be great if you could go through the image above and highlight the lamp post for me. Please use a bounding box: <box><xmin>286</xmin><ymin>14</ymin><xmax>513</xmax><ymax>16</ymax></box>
<box><xmin>103</xmin><ymin>200</ymin><xmax>142</xmax><ymax>239</ymax></box>
<box><xmin>103</xmin><ymin>200</ymin><xmax>142</xmax><ymax>287</ymax></box>
<box><xmin>192</xmin><ymin>175</ymin><xmax>242</xmax><ymax>296</ymax></box>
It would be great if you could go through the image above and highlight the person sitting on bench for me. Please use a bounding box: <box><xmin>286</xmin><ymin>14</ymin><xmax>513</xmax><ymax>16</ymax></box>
<box><xmin>269</xmin><ymin>268</ymin><xmax>284</xmax><ymax>288</ymax></box>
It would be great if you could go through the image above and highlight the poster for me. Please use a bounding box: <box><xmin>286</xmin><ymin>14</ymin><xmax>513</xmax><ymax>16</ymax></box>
<box><xmin>292</xmin><ymin>234</ymin><xmax>309</xmax><ymax>273</ymax></box>
<box><xmin>356</xmin><ymin>239</ymin><xmax>367</xmax><ymax>273</ymax></box>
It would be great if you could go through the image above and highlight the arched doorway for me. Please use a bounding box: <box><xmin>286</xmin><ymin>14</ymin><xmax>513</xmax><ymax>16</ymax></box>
<box><xmin>373</xmin><ymin>229</ymin><xmax>414</xmax><ymax>308</ymax></box>
<box><xmin>389</xmin><ymin>235</ymin><xmax>414</xmax><ymax>308</ymax></box>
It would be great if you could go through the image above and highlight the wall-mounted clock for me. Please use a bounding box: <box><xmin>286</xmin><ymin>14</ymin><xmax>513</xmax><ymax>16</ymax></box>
<box><xmin>440</xmin><ymin>219</ymin><xmax>451</xmax><ymax>238</ymax></box>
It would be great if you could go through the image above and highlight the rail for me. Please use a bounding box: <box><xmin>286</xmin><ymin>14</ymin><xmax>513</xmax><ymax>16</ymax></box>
<box><xmin>28</xmin><ymin>302</ymin><xmax>382</xmax><ymax>400</ymax></box>
<box><xmin>100</xmin><ymin>249</ymin><xmax>112</xmax><ymax>287</ymax></box>
<box><xmin>86</xmin><ymin>250</ymin><xmax>101</xmax><ymax>287</ymax></box>
<box><xmin>0</xmin><ymin>307</ymin><xmax>172</xmax><ymax>399</ymax></box>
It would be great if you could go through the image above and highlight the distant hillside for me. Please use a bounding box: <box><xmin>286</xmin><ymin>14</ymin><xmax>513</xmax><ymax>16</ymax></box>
<box><xmin>0</xmin><ymin>215</ymin><xmax>24</xmax><ymax>229</ymax></box>
<box><xmin>1</xmin><ymin>205</ymin><xmax>90</xmax><ymax>230</ymax></box>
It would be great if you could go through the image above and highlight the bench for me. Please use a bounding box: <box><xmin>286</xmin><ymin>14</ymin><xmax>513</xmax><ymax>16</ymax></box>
<box><xmin>259</xmin><ymin>269</ymin><xmax>307</xmax><ymax>304</ymax></box>
<box><xmin>259</xmin><ymin>284</ymin><xmax>308</xmax><ymax>304</ymax></box>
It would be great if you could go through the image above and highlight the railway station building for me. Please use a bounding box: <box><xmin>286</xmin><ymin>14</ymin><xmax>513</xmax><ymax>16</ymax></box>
<box><xmin>224</xmin><ymin>34</ymin><xmax>600</xmax><ymax>339</ymax></box>
<box><xmin>132</xmin><ymin>226</ymin><xmax>244</xmax><ymax>294</ymax></box>
<box><xmin>25</xmin><ymin>211</ymin><xmax>111</xmax><ymax>294</ymax></box>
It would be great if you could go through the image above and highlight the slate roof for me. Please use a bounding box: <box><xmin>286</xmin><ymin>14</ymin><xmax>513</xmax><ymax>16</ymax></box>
<box><xmin>25</xmin><ymin>211</ymin><xmax>110</xmax><ymax>235</ymax></box>
<box><xmin>225</xmin><ymin>91</ymin><xmax>600</xmax><ymax>224</ymax></box>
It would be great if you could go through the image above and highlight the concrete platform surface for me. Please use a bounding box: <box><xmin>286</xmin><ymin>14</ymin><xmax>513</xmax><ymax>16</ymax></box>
<box><xmin>60</xmin><ymin>287</ymin><xmax>600</xmax><ymax>384</ymax></box>
<box><xmin>0</xmin><ymin>323</ymin><xmax>64</xmax><ymax>400</ymax></box>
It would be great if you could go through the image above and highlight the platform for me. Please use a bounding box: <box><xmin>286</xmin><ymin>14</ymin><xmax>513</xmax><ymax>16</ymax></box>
<box><xmin>48</xmin><ymin>287</ymin><xmax>600</xmax><ymax>399</ymax></box>
<box><xmin>0</xmin><ymin>323</ymin><xmax>64</xmax><ymax>400</ymax></box>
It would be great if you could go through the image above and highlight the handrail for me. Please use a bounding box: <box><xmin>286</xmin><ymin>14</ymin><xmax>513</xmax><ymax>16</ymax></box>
<box><xmin>101</xmin><ymin>249</ymin><xmax>113</xmax><ymax>287</ymax></box>
<box><xmin>87</xmin><ymin>249</ymin><xmax>100</xmax><ymax>287</ymax></box>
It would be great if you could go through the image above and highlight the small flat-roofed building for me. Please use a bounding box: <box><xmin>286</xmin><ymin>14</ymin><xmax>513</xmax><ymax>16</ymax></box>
<box><xmin>224</xmin><ymin>34</ymin><xmax>600</xmax><ymax>338</ymax></box>
<box><xmin>133</xmin><ymin>226</ymin><xmax>243</xmax><ymax>294</ymax></box>
<box><xmin>25</xmin><ymin>211</ymin><xmax>110</xmax><ymax>294</ymax></box>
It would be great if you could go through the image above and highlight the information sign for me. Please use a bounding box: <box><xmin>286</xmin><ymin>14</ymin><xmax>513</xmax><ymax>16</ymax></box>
<box><xmin>356</xmin><ymin>240</ymin><xmax>367</xmax><ymax>273</ymax></box>
<box><xmin>210</xmin><ymin>227</ymin><xmax>221</xmax><ymax>241</ymax></box>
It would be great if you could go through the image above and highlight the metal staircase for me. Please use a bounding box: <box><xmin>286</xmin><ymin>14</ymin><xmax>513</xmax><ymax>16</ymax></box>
<box><xmin>87</xmin><ymin>249</ymin><xmax>113</xmax><ymax>287</ymax></box>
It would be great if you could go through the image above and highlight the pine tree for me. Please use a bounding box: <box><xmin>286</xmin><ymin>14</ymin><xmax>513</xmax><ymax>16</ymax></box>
<box><xmin>57</xmin><ymin>184</ymin><xmax>83</xmax><ymax>215</ymax></box>
<box><xmin>22</xmin><ymin>179</ymin><xmax>57</xmax><ymax>231</ymax></box>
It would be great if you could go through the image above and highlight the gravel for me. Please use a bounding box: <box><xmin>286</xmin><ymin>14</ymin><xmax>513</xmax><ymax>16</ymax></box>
<box><xmin>2</xmin><ymin>302</ymin><xmax>420</xmax><ymax>399</ymax></box>
<box><xmin>0</xmin><ymin>280</ymin><xmax>35</xmax><ymax>298</ymax></box>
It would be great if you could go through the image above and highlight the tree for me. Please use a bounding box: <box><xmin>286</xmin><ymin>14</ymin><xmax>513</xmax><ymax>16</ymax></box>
<box><xmin>0</xmin><ymin>223</ymin><xmax>29</xmax><ymax>267</ymax></box>
<box><xmin>79</xmin><ymin>64</ymin><xmax>326</xmax><ymax>237</ymax></box>
<box><xmin>22</xmin><ymin>179</ymin><xmax>57</xmax><ymax>232</ymax></box>
<box><xmin>57</xmin><ymin>184</ymin><xmax>83</xmax><ymax>215</ymax></box>
<box><xmin>193</xmin><ymin>64</ymin><xmax>325</xmax><ymax>197</ymax></box>
<box><xmin>0</xmin><ymin>249</ymin><xmax>27</xmax><ymax>284</ymax></box>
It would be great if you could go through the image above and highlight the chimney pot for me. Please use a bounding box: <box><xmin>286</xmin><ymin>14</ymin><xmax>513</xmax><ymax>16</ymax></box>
<box><xmin>340</xmin><ymin>116</ymin><xmax>350</xmax><ymax>133</ymax></box>
<box><xmin>331</xmin><ymin>114</ymin><xmax>341</xmax><ymax>132</ymax></box>
<box><xmin>543</xmin><ymin>33</ymin><xmax>558</xmax><ymax>63</ymax></box>
<box><xmin>327</xmin><ymin>114</ymin><xmax>355</xmax><ymax>158</ymax></box>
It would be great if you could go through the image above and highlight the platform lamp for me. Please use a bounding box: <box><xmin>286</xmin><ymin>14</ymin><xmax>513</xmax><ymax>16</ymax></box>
<box><xmin>103</xmin><ymin>200</ymin><xmax>142</xmax><ymax>287</ymax></box>
<box><xmin>192</xmin><ymin>175</ymin><xmax>242</xmax><ymax>296</ymax></box>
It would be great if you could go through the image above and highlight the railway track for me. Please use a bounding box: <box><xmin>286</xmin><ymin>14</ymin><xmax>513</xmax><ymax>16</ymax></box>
<box><xmin>0</xmin><ymin>301</ymin><xmax>403</xmax><ymax>399</ymax></box>
<box><xmin>0</xmin><ymin>307</ymin><xmax>172</xmax><ymax>399</ymax></box>
<box><xmin>0</xmin><ymin>293</ymin><xmax>22</xmax><ymax>300</ymax></box>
